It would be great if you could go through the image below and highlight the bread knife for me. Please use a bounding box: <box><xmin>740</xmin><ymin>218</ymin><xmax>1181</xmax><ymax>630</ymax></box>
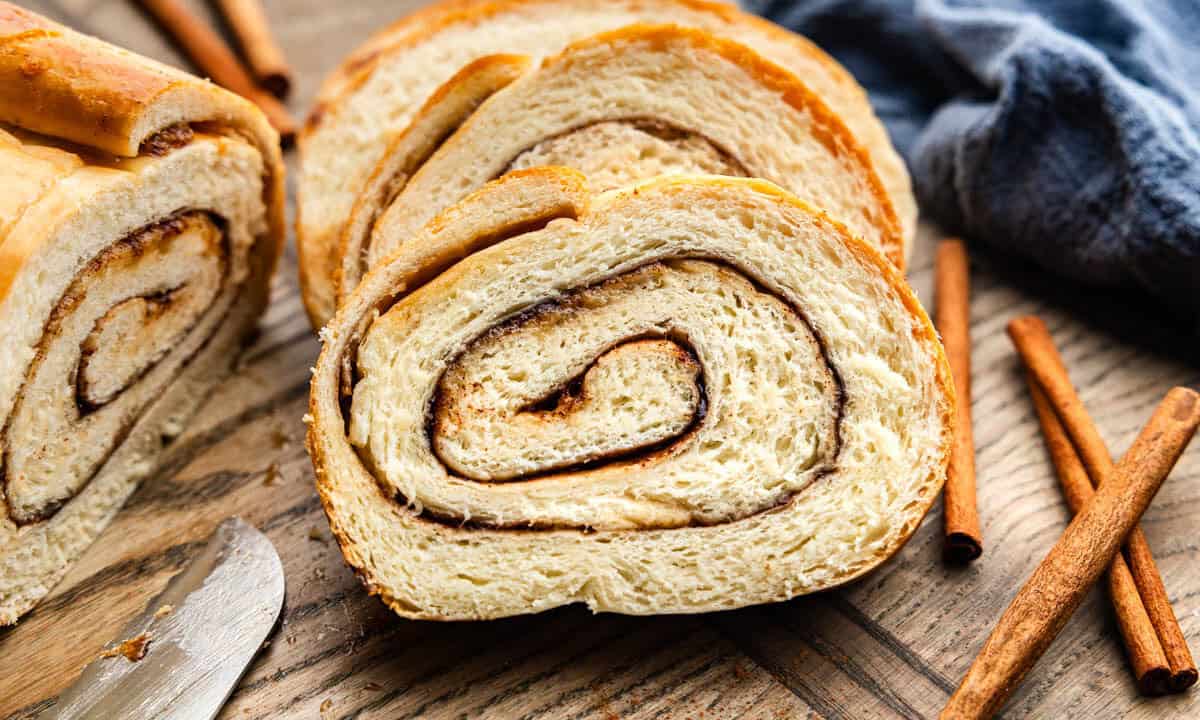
<box><xmin>42</xmin><ymin>517</ymin><xmax>285</xmax><ymax>719</ymax></box>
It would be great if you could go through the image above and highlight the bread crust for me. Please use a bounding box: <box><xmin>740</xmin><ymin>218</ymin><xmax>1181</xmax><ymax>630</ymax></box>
<box><xmin>308</xmin><ymin>0</ymin><xmax>861</xmax><ymax>127</ymax></box>
<box><xmin>297</xmin><ymin>0</ymin><xmax>915</xmax><ymax>329</ymax></box>
<box><xmin>309</xmin><ymin>168</ymin><xmax>952</xmax><ymax>620</ymax></box>
<box><xmin>0</xmin><ymin>3</ymin><xmax>284</xmax><ymax>265</ymax></box>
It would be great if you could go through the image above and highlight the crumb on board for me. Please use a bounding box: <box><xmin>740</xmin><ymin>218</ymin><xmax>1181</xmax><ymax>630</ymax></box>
<box><xmin>263</xmin><ymin>462</ymin><xmax>281</xmax><ymax>486</ymax></box>
<box><xmin>308</xmin><ymin>527</ymin><xmax>326</xmax><ymax>542</ymax></box>
<box><xmin>271</xmin><ymin>424</ymin><xmax>290</xmax><ymax>449</ymax></box>
<box><xmin>153</xmin><ymin>604</ymin><xmax>174</xmax><ymax>619</ymax></box>
<box><xmin>98</xmin><ymin>633</ymin><xmax>152</xmax><ymax>662</ymax></box>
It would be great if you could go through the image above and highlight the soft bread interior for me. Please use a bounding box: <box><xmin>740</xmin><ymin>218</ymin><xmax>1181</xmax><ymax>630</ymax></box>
<box><xmin>509</xmin><ymin>120</ymin><xmax>748</xmax><ymax>191</ymax></box>
<box><xmin>310</xmin><ymin>170</ymin><xmax>951</xmax><ymax>620</ymax></box>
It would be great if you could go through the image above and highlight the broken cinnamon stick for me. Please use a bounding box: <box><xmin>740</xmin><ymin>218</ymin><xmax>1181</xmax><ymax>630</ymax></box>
<box><xmin>215</xmin><ymin>0</ymin><xmax>292</xmax><ymax>98</ymax></box>
<box><xmin>941</xmin><ymin>387</ymin><xmax>1200</xmax><ymax>720</ymax></box>
<box><xmin>1026</xmin><ymin>377</ymin><xmax>1171</xmax><ymax>695</ymax></box>
<box><xmin>935</xmin><ymin>239</ymin><xmax>981</xmax><ymax>563</ymax></box>
<box><xmin>1008</xmin><ymin>316</ymin><xmax>1197</xmax><ymax>691</ymax></box>
<box><xmin>134</xmin><ymin>0</ymin><xmax>295</xmax><ymax>142</ymax></box>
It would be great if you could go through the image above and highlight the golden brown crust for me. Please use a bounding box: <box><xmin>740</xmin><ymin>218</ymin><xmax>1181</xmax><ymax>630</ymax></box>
<box><xmin>308</xmin><ymin>168</ymin><xmax>952</xmax><ymax>620</ymax></box>
<box><xmin>0</xmin><ymin>12</ymin><xmax>174</xmax><ymax>155</ymax></box>
<box><xmin>3</xmin><ymin>5</ymin><xmax>203</xmax><ymax>154</ymax></box>
<box><xmin>306</xmin><ymin>0</ymin><xmax>863</xmax><ymax>127</ymax></box>
<box><xmin>0</xmin><ymin>2</ymin><xmax>284</xmax><ymax>267</ymax></box>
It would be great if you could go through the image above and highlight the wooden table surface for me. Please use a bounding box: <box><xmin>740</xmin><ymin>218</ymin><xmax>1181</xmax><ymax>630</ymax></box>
<box><xmin>3</xmin><ymin>1</ymin><xmax>1199</xmax><ymax>718</ymax></box>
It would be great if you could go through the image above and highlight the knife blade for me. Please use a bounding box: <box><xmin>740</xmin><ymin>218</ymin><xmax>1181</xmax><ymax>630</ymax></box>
<box><xmin>44</xmin><ymin>517</ymin><xmax>285</xmax><ymax>720</ymax></box>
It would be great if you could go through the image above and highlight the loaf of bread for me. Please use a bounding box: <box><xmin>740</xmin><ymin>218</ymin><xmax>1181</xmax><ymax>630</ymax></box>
<box><xmin>0</xmin><ymin>3</ymin><xmax>283</xmax><ymax>625</ymax></box>
<box><xmin>298</xmin><ymin>0</ymin><xmax>916</xmax><ymax>327</ymax></box>
<box><xmin>308</xmin><ymin>167</ymin><xmax>952</xmax><ymax>620</ymax></box>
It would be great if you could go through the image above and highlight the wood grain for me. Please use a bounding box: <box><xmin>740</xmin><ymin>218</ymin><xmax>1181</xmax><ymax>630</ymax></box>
<box><xmin>3</xmin><ymin>2</ymin><xmax>1200</xmax><ymax>718</ymax></box>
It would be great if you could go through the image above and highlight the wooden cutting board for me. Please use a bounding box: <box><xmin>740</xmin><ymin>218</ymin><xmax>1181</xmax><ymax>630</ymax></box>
<box><xmin>3</xmin><ymin>1</ymin><xmax>1199</xmax><ymax>718</ymax></box>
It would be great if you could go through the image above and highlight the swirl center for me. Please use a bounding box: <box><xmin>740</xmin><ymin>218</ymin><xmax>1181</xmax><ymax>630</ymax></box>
<box><xmin>436</xmin><ymin>337</ymin><xmax>704</xmax><ymax>481</ymax></box>
<box><xmin>2</xmin><ymin>212</ymin><xmax>229</xmax><ymax>525</ymax></box>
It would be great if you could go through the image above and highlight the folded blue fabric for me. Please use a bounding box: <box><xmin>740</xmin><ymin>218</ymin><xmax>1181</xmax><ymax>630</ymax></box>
<box><xmin>743</xmin><ymin>0</ymin><xmax>1200</xmax><ymax>323</ymax></box>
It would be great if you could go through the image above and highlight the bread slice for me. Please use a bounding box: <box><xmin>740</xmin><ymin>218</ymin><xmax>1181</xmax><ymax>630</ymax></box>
<box><xmin>0</xmin><ymin>3</ymin><xmax>283</xmax><ymax>625</ymax></box>
<box><xmin>309</xmin><ymin>167</ymin><xmax>952</xmax><ymax>620</ymax></box>
<box><xmin>338</xmin><ymin>25</ymin><xmax>903</xmax><ymax>313</ymax></box>
<box><xmin>298</xmin><ymin>0</ymin><xmax>916</xmax><ymax>327</ymax></box>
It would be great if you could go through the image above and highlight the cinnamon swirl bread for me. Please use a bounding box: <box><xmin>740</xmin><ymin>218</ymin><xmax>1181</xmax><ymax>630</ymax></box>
<box><xmin>0</xmin><ymin>3</ymin><xmax>283</xmax><ymax>624</ymax></box>
<box><xmin>298</xmin><ymin>0</ymin><xmax>916</xmax><ymax>327</ymax></box>
<box><xmin>308</xmin><ymin>168</ymin><xmax>952</xmax><ymax>620</ymax></box>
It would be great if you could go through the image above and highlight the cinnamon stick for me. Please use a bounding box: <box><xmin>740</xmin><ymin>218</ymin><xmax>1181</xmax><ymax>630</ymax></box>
<box><xmin>134</xmin><ymin>0</ymin><xmax>295</xmax><ymax>142</ymax></box>
<box><xmin>1008</xmin><ymin>316</ymin><xmax>1197</xmax><ymax>691</ymax></box>
<box><xmin>935</xmin><ymin>239</ymin><xmax>981</xmax><ymax>563</ymax></box>
<box><xmin>215</xmin><ymin>0</ymin><xmax>292</xmax><ymax>98</ymax></box>
<box><xmin>941</xmin><ymin>387</ymin><xmax>1200</xmax><ymax>720</ymax></box>
<box><xmin>1026</xmin><ymin>377</ymin><xmax>1171</xmax><ymax>695</ymax></box>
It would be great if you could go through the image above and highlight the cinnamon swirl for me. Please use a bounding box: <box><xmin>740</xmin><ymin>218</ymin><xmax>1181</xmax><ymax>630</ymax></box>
<box><xmin>308</xmin><ymin>168</ymin><xmax>951</xmax><ymax>620</ymax></box>
<box><xmin>0</xmin><ymin>3</ymin><xmax>283</xmax><ymax>624</ymax></box>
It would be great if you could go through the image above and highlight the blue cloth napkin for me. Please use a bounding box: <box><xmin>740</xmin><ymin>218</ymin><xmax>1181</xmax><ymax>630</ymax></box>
<box><xmin>743</xmin><ymin>0</ymin><xmax>1200</xmax><ymax>323</ymax></box>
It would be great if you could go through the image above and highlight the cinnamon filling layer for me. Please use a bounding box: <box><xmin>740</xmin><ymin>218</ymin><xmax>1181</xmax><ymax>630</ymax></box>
<box><xmin>2</xmin><ymin>211</ymin><xmax>231</xmax><ymax>525</ymax></box>
<box><xmin>139</xmin><ymin>124</ymin><xmax>195</xmax><ymax>157</ymax></box>
<box><xmin>351</xmin><ymin>259</ymin><xmax>845</xmax><ymax>531</ymax></box>
<box><xmin>433</xmin><ymin>334</ymin><xmax>708</xmax><ymax>482</ymax></box>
